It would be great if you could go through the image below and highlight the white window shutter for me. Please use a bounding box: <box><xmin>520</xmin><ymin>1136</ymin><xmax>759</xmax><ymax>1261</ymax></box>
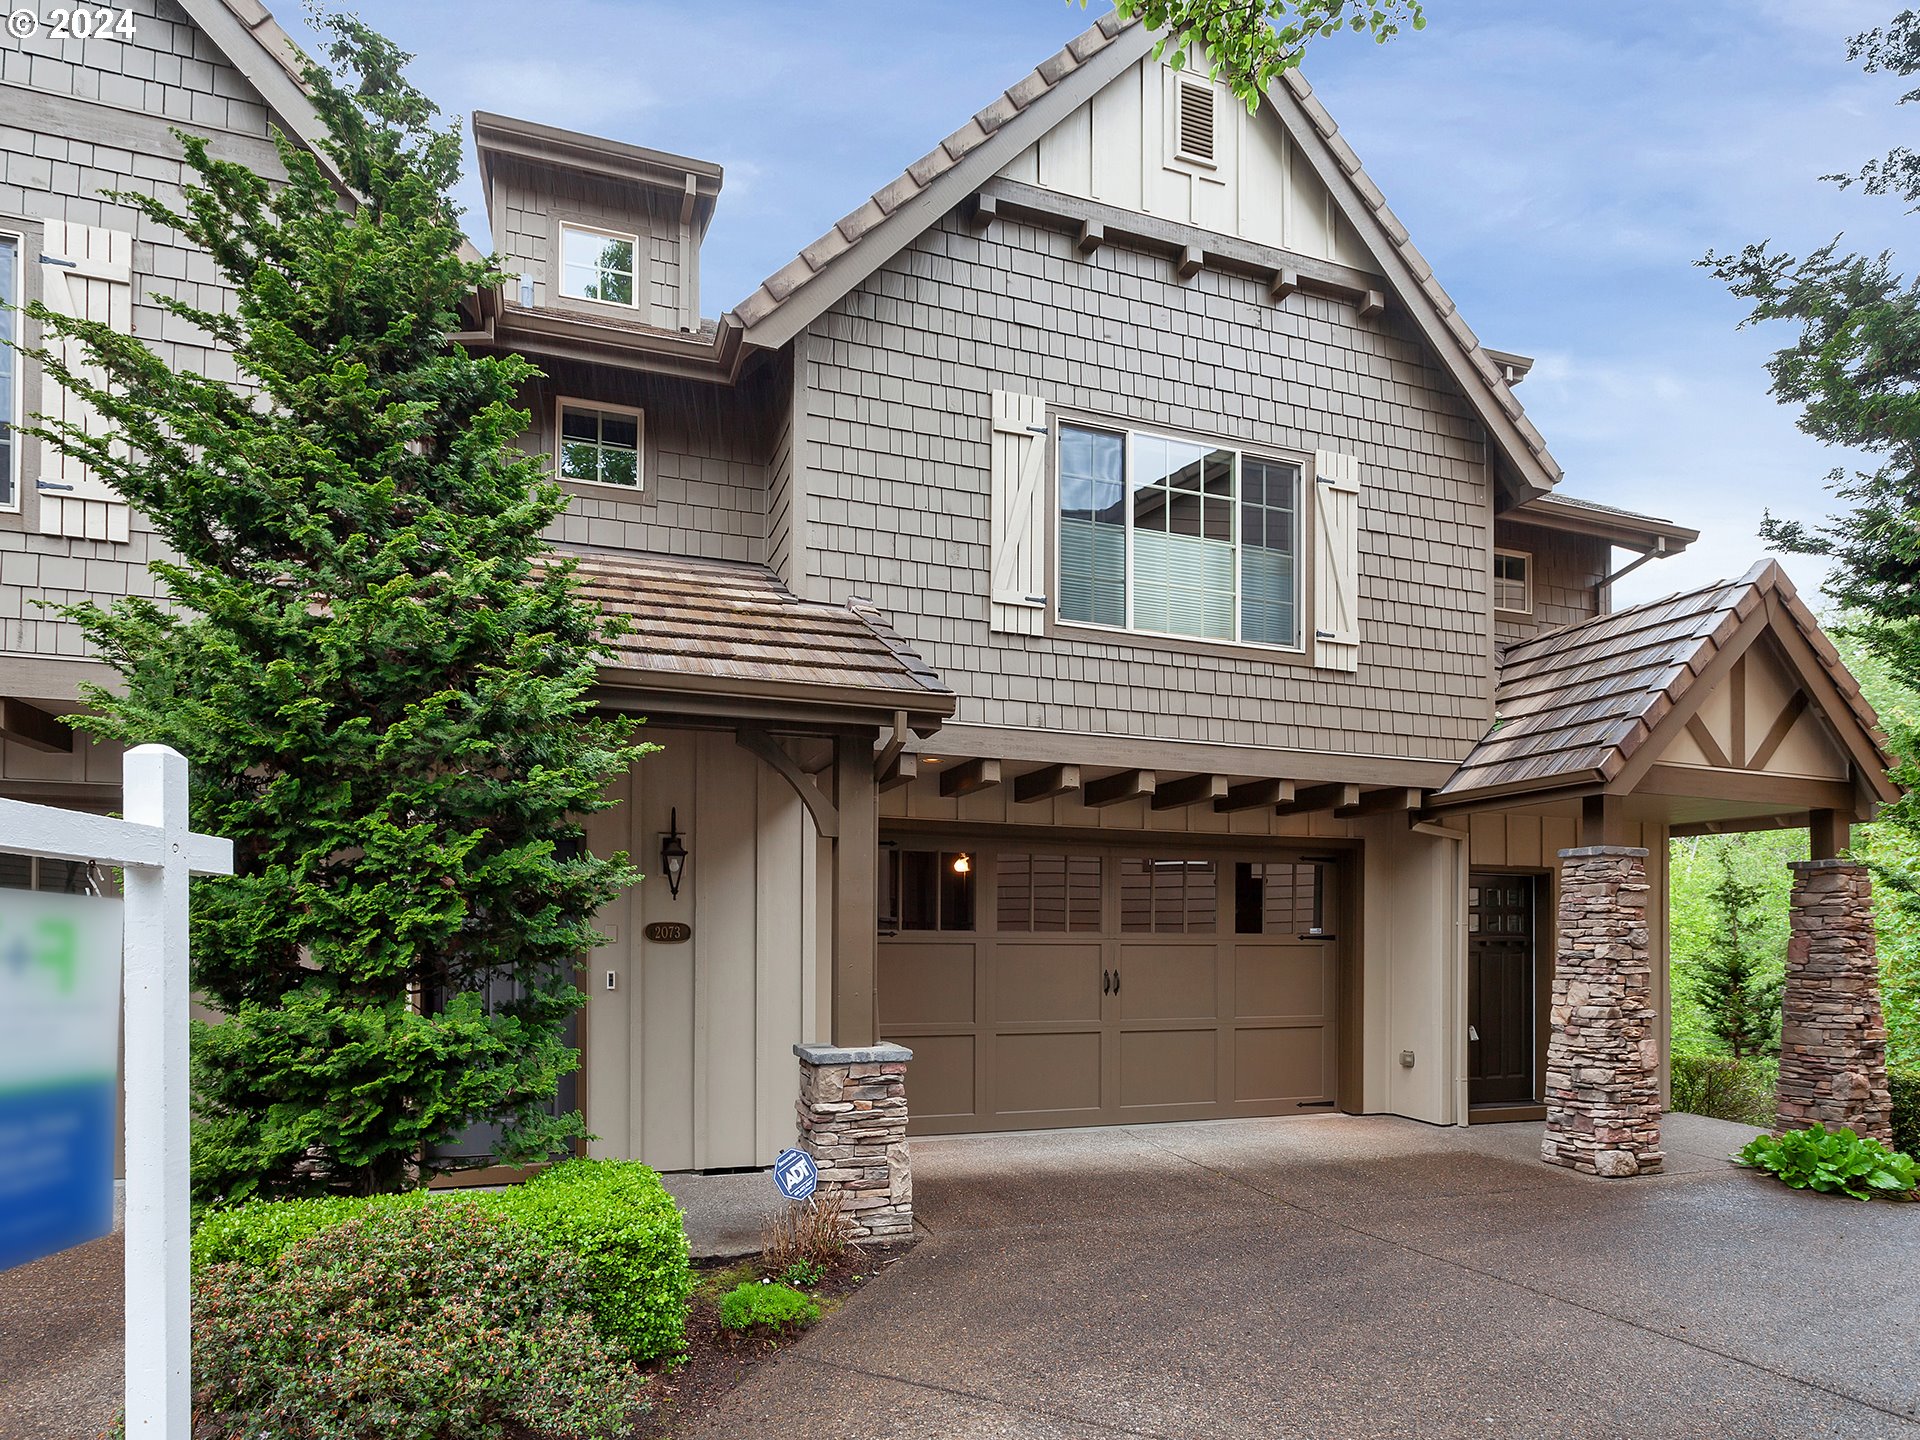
<box><xmin>38</xmin><ymin>221</ymin><xmax>133</xmax><ymax>543</ymax></box>
<box><xmin>989</xmin><ymin>389</ymin><xmax>1048</xmax><ymax>635</ymax></box>
<box><xmin>1311</xmin><ymin>449</ymin><xmax>1360</xmax><ymax>672</ymax></box>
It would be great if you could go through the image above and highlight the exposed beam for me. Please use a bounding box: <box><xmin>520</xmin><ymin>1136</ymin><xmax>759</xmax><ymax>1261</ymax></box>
<box><xmin>1269</xmin><ymin>267</ymin><xmax>1300</xmax><ymax>302</ymax></box>
<box><xmin>1335</xmin><ymin>786</ymin><xmax>1423</xmax><ymax>819</ymax></box>
<box><xmin>1084</xmin><ymin>768</ymin><xmax>1155</xmax><ymax>808</ymax></box>
<box><xmin>938</xmin><ymin>757</ymin><xmax>1002</xmax><ymax>800</ymax></box>
<box><xmin>0</xmin><ymin>697</ymin><xmax>73</xmax><ymax>754</ymax></box>
<box><xmin>1683</xmin><ymin>716</ymin><xmax>1733</xmax><ymax>770</ymax></box>
<box><xmin>1150</xmin><ymin>773</ymin><xmax>1229</xmax><ymax>811</ymax></box>
<box><xmin>1215</xmin><ymin>778</ymin><xmax>1295</xmax><ymax>813</ymax></box>
<box><xmin>1357</xmin><ymin>289</ymin><xmax>1386</xmax><ymax>320</ymax></box>
<box><xmin>1176</xmin><ymin>244</ymin><xmax>1204</xmax><ymax>280</ymax></box>
<box><xmin>1013</xmin><ymin>763</ymin><xmax>1080</xmax><ymax>804</ymax></box>
<box><xmin>970</xmin><ymin>192</ymin><xmax>999</xmax><ymax>234</ymax></box>
<box><xmin>1637</xmin><ymin>764</ymin><xmax>1854</xmax><ymax>813</ymax></box>
<box><xmin>877</xmin><ymin>753</ymin><xmax>919</xmax><ymax>793</ymax></box>
<box><xmin>1076</xmin><ymin>220</ymin><xmax>1105</xmax><ymax>255</ymax></box>
<box><xmin>1747</xmin><ymin>691</ymin><xmax>1811</xmax><ymax>773</ymax></box>
<box><xmin>1275</xmin><ymin>783</ymin><xmax>1360</xmax><ymax>818</ymax></box>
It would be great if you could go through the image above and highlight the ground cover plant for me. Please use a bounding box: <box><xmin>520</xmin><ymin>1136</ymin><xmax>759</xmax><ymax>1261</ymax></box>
<box><xmin>1737</xmin><ymin>1124</ymin><xmax>1918</xmax><ymax>1200</ymax></box>
<box><xmin>718</xmin><ymin>1279</ymin><xmax>822</xmax><ymax>1338</ymax></box>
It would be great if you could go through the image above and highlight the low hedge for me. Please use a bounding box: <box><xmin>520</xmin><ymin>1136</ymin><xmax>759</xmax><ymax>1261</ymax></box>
<box><xmin>1892</xmin><ymin>1065</ymin><xmax>1920</xmax><ymax>1158</ymax></box>
<box><xmin>1670</xmin><ymin>1051</ymin><xmax>1777</xmax><ymax>1128</ymax></box>
<box><xmin>491</xmin><ymin>1158</ymin><xmax>693</xmax><ymax>1360</ymax></box>
<box><xmin>188</xmin><ymin>1157</ymin><xmax>693</xmax><ymax>1361</ymax></box>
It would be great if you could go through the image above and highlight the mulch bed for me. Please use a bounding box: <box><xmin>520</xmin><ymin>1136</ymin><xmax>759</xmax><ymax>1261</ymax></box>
<box><xmin>627</xmin><ymin>1240</ymin><xmax>915</xmax><ymax>1439</ymax></box>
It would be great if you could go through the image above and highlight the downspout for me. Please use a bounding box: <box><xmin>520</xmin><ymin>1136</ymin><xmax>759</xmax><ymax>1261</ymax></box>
<box><xmin>1413</xmin><ymin>819</ymin><xmax>1471</xmax><ymax>1126</ymax></box>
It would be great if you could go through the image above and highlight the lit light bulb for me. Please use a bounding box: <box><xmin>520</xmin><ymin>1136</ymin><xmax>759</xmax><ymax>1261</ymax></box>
<box><xmin>951</xmin><ymin>853</ymin><xmax>971</xmax><ymax>875</ymax></box>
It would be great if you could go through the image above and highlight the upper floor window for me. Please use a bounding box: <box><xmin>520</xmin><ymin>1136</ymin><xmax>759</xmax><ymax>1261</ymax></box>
<box><xmin>556</xmin><ymin>400</ymin><xmax>643</xmax><ymax>490</ymax></box>
<box><xmin>0</xmin><ymin>234</ymin><xmax>17</xmax><ymax>510</ymax></box>
<box><xmin>1493</xmin><ymin>548</ymin><xmax>1532</xmax><ymax>615</ymax></box>
<box><xmin>1057</xmin><ymin>422</ymin><xmax>1301</xmax><ymax>648</ymax></box>
<box><xmin>559</xmin><ymin>223</ymin><xmax>638</xmax><ymax>307</ymax></box>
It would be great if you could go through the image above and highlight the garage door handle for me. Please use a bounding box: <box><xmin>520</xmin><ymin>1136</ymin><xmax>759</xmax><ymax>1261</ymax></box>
<box><xmin>1102</xmin><ymin>969</ymin><xmax>1111</xmax><ymax>995</ymax></box>
<box><xmin>1112</xmin><ymin>969</ymin><xmax>1119</xmax><ymax>995</ymax></box>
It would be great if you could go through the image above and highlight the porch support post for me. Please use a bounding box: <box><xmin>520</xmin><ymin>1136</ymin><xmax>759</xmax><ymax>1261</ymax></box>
<box><xmin>794</xmin><ymin>1042</ymin><xmax>914</xmax><ymax>1242</ymax></box>
<box><xmin>1541</xmin><ymin>845</ymin><xmax>1664</xmax><ymax>1177</ymax></box>
<box><xmin>1778</xmin><ymin>859</ymin><xmax>1891</xmax><ymax>1141</ymax></box>
<box><xmin>832</xmin><ymin>730</ymin><xmax>879</xmax><ymax>1047</ymax></box>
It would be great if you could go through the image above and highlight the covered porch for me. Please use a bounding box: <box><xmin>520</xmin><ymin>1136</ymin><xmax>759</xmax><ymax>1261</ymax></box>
<box><xmin>1429</xmin><ymin>560</ymin><xmax>1901</xmax><ymax>1173</ymax></box>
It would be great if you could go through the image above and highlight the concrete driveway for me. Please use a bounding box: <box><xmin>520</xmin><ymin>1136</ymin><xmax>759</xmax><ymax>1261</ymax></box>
<box><xmin>688</xmin><ymin>1113</ymin><xmax>1920</xmax><ymax>1440</ymax></box>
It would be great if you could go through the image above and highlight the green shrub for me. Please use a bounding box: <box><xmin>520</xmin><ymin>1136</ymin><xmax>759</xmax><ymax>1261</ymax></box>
<box><xmin>490</xmin><ymin>1157</ymin><xmax>693</xmax><ymax>1360</ymax></box>
<box><xmin>191</xmin><ymin>1201</ymin><xmax>642</xmax><ymax>1439</ymax></box>
<box><xmin>778</xmin><ymin>1258</ymin><xmax>826</xmax><ymax>1289</ymax></box>
<box><xmin>1892</xmin><ymin>1065</ymin><xmax>1920</xmax><ymax>1158</ymax></box>
<box><xmin>1670</xmin><ymin>1051</ymin><xmax>1778</xmax><ymax>1127</ymax></box>
<box><xmin>190</xmin><ymin>1190</ymin><xmax>425</xmax><ymax>1273</ymax></box>
<box><xmin>718</xmin><ymin>1279</ymin><xmax>820</xmax><ymax>1336</ymax></box>
<box><xmin>1737</xmin><ymin>1124</ymin><xmax>1919</xmax><ymax>1200</ymax></box>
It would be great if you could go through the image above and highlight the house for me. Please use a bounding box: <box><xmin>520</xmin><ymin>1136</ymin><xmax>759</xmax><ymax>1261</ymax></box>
<box><xmin>0</xmin><ymin>4</ymin><xmax>1899</xmax><ymax>1202</ymax></box>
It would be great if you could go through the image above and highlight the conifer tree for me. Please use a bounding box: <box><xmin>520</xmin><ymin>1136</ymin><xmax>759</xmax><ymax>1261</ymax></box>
<box><xmin>22</xmin><ymin>16</ymin><xmax>647</xmax><ymax>1200</ymax></box>
<box><xmin>1695</xmin><ymin>845</ymin><xmax>1784</xmax><ymax>1059</ymax></box>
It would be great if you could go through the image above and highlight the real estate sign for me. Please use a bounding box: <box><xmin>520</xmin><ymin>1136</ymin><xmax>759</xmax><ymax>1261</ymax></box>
<box><xmin>0</xmin><ymin>889</ymin><xmax>123</xmax><ymax>1271</ymax></box>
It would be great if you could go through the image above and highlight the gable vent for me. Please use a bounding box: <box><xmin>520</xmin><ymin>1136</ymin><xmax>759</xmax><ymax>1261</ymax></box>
<box><xmin>1176</xmin><ymin>79</ymin><xmax>1216</xmax><ymax>165</ymax></box>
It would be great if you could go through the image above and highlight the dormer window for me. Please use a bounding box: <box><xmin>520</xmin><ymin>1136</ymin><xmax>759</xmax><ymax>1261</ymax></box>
<box><xmin>559</xmin><ymin>223</ymin><xmax>638</xmax><ymax>307</ymax></box>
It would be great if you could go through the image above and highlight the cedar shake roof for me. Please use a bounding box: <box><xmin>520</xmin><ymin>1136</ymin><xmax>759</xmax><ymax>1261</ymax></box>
<box><xmin>563</xmin><ymin>548</ymin><xmax>954</xmax><ymax>714</ymax></box>
<box><xmin>729</xmin><ymin>13</ymin><xmax>1564</xmax><ymax>497</ymax></box>
<box><xmin>1436</xmin><ymin>560</ymin><xmax>1895</xmax><ymax>804</ymax></box>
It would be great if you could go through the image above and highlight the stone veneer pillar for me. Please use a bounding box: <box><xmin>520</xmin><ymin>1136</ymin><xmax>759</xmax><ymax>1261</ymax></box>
<box><xmin>793</xmin><ymin>1042</ymin><xmax>913</xmax><ymax>1242</ymax></box>
<box><xmin>1541</xmin><ymin>846</ymin><xmax>1664</xmax><ymax>1177</ymax></box>
<box><xmin>1777</xmin><ymin>860</ymin><xmax>1891</xmax><ymax>1142</ymax></box>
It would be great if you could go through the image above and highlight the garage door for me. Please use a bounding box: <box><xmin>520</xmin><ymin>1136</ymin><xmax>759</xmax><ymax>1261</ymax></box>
<box><xmin>877</xmin><ymin>841</ymin><xmax>1343</xmax><ymax>1135</ymax></box>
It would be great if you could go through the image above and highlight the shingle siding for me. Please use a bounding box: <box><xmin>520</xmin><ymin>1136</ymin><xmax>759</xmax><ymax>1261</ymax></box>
<box><xmin>0</xmin><ymin>0</ymin><xmax>280</xmax><ymax>675</ymax></box>
<box><xmin>1494</xmin><ymin>519</ymin><xmax>1606</xmax><ymax>646</ymax></box>
<box><xmin>796</xmin><ymin>210</ymin><xmax>1497</xmax><ymax>761</ymax></box>
<box><xmin>492</xmin><ymin>160</ymin><xmax>685</xmax><ymax>330</ymax></box>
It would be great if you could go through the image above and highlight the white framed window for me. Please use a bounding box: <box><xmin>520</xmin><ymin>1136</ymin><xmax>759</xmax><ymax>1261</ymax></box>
<box><xmin>1172</xmin><ymin>77</ymin><xmax>1218</xmax><ymax>168</ymax></box>
<box><xmin>1056</xmin><ymin>420</ymin><xmax>1302</xmax><ymax>649</ymax></box>
<box><xmin>555</xmin><ymin>399</ymin><xmax>643</xmax><ymax>490</ymax></box>
<box><xmin>0</xmin><ymin>232</ymin><xmax>18</xmax><ymax>511</ymax></box>
<box><xmin>1493</xmin><ymin>548</ymin><xmax>1532</xmax><ymax>614</ymax></box>
<box><xmin>558</xmin><ymin>222</ymin><xmax>639</xmax><ymax>307</ymax></box>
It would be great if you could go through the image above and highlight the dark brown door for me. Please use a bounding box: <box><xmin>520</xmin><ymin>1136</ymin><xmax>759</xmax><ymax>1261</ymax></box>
<box><xmin>1468</xmin><ymin>873</ymin><xmax>1536</xmax><ymax>1105</ymax></box>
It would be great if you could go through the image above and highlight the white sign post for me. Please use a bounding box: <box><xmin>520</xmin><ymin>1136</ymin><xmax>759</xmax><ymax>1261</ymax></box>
<box><xmin>0</xmin><ymin>744</ymin><xmax>232</xmax><ymax>1439</ymax></box>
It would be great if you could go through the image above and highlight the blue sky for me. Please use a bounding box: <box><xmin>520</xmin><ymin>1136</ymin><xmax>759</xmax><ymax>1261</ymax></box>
<box><xmin>286</xmin><ymin>1</ymin><xmax>1915</xmax><ymax>608</ymax></box>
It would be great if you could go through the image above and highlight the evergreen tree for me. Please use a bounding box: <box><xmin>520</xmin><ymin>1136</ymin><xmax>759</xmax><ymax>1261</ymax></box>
<box><xmin>21</xmin><ymin>16</ymin><xmax>647</xmax><ymax>1201</ymax></box>
<box><xmin>1695</xmin><ymin>844</ymin><xmax>1784</xmax><ymax>1059</ymax></box>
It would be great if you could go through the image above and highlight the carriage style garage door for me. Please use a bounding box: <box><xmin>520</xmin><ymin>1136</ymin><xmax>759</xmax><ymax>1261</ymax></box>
<box><xmin>877</xmin><ymin>839</ymin><xmax>1345</xmax><ymax>1135</ymax></box>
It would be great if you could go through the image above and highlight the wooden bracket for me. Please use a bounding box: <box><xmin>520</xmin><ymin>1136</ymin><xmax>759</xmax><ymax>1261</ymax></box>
<box><xmin>1357</xmin><ymin>289</ymin><xmax>1386</xmax><ymax>320</ymax></box>
<box><xmin>1216</xmin><ymin>778</ymin><xmax>1295</xmax><ymax>813</ymax></box>
<box><xmin>1276</xmin><ymin>782</ymin><xmax>1361</xmax><ymax>818</ymax></box>
<box><xmin>1269</xmin><ymin>267</ymin><xmax>1300</xmax><ymax>302</ymax></box>
<box><xmin>1076</xmin><ymin>220</ymin><xmax>1105</xmax><ymax>255</ymax></box>
<box><xmin>1150</xmin><ymin>773</ymin><xmax>1229</xmax><ymax>811</ymax></box>
<box><xmin>737</xmin><ymin>726</ymin><xmax>838</xmax><ymax>838</ymax></box>
<box><xmin>970</xmin><ymin>193</ymin><xmax>1000</xmax><ymax>234</ymax></box>
<box><xmin>1335</xmin><ymin>786</ymin><xmax>1423</xmax><ymax>819</ymax></box>
<box><xmin>877</xmin><ymin>752</ymin><xmax>919</xmax><ymax>793</ymax></box>
<box><xmin>1176</xmin><ymin>244</ymin><xmax>1205</xmax><ymax>280</ymax></box>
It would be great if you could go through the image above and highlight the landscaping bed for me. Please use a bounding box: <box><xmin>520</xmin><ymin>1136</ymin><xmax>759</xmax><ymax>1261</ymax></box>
<box><xmin>630</xmin><ymin>1241</ymin><xmax>914</xmax><ymax>1439</ymax></box>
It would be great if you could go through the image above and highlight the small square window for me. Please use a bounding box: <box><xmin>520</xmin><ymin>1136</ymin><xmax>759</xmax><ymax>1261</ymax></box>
<box><xmin>556</xmin><ymin>401</ymin><xmax>643</xmax><ymax>490</ymax></box>
<box><xmin>559</xmin><ymin>224</ymin><xmax>638</xmax><ymax>307</ymax></box>
<box><xmin>1493</xmin><ymin>549</ymin><xmax>1532</xmax><ymax>615</ymax></box>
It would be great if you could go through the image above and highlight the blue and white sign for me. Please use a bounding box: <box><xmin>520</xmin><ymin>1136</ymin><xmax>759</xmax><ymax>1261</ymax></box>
<box><xmin>0</xmin><ymin>889</ymin><xmax>123</xmax><ymax>1272</ymax></box>
<box><xmin>773</xmin><ymin>1146</ymin><xmax>818</xmax><ymax>1202</ymax></box>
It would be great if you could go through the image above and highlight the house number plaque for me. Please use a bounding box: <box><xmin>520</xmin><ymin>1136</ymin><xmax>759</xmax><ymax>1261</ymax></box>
<box><xmin>644</xmin><ymin>921</ymin><xmax>692</xmax><ymax>944</ymax></box>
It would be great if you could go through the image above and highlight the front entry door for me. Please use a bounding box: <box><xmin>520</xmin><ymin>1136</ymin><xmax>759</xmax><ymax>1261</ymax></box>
<box><xmin>1468</xmin><ymin>873</ymin><xmax>1537</xmax><ymax>1106</ymax></box>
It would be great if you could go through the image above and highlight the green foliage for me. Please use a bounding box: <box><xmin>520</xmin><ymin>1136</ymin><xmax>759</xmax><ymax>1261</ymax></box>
<box><xmin>717</xmin><ymin>1280</ymin><xmax>821</xmax><ymax>1336</ymax></box>
<box><xmin>190</xmin><ymin>1201</ymin><xmax>643</xmax><ymax>1439</ymax></box>
<box><xmin>489</xmin><ymin>1158</ymin><xmax>694</xmax><ymax>1360</ymax></box>
<box><xmin>779</xmin><ymin>1258</ymin><xmax>827</xmax><ymax>1288</ymax></box>
<box><xmin>1892</xmin><ymin>1065</ymin><xmax>1920</xmax><ymax>1158</ymax></box>
<box><xmin>1737</xmin><ymin>1124</ymin><xmax>1918</xmax><ymax>1200</ymax></box>
<box><xmin>189</xmin><ymin>1189</ymin><xmax>424</xmax><ymax>1273</ymax></box>
<box><xmin>1094</xmin><ymin>0</ymin><xmax>1425</xmax><ymax>110</ymax></box>
<box><xmin>1669</xmin><ymin>832</ymin><xmax>1798</xmax><ymax>1055</ymax></box>
<box><xmin>17</xmin><ymin>14</ymin><xmax>650</xmax><ymax>1202</ymax></box>
<box><xmin>1695</xmin><ymin>845</ymin><xmax>1785</xmax><ymax>1057</ymax></box>
<box><xmin>1670</xmin><ymin>1052</ymin><xmax>1778</xmax><ymax>1128</ymax></box>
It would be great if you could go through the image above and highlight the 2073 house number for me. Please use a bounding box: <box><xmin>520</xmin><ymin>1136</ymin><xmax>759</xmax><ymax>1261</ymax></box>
<box><xmin>7</xmin><ymin>5</ymin><xmax>138</xmax><ymax>40</ymax></box>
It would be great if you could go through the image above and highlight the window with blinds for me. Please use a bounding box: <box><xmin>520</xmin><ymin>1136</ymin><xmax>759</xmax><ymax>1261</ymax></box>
<box><xmin>1056</xmin><ymin>421</ymin><xmax>1302</xmax><ymax>648</ymax></box>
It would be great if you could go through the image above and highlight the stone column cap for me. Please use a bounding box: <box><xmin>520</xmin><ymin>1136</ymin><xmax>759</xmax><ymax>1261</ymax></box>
<box><xmin>795</xmin><ymin>1041</ymin><xmax>914</xmax><ymax>1065</ymax></box>
<box><xmin>1558</xmin><ymin>845</ymin><xmax>1650</xmax><ymax>859</ymax></box>
<box><xmin>1788</xmin><ymin>857</ymin><xmax>1866</xmax><ymax>873</ymax></box>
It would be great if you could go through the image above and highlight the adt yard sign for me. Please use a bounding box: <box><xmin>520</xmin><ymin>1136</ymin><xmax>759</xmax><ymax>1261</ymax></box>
<box><xmin>773</xmin><ymin>1146</ymin><xmax>818</xmax><ymax>1202</ymax></box>
<box><xmin>0</xmin><ymin>889</ymin><xmax>121</xmax><ymax>1270</ymax></box>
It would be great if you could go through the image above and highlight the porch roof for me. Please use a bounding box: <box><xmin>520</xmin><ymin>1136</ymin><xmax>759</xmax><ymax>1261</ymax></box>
<box><xmin>562</xmin><ymin>547</ymin><xmax>955</xmax><ymax>722</ymax></box>
<box><xmin>1433</xmin><ymin>560</ymin><xmax>1899</xmax><ymax>817</ymax></box>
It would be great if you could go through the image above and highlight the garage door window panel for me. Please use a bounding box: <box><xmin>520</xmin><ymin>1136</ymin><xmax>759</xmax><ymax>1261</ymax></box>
<box><xmin>1120</xmin><ymin>857</ymin><xmax>1218</xmax><ymax>934</ymax></box>
<box><xmin>884</xmin><ymin>848</ymin><xmax>976</xmax><ymax>932</ymax></box>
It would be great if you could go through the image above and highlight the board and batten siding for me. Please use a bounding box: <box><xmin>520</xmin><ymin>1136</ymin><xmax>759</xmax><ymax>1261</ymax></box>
<box><xmin>997</xmin><ymin>53</ymin><xmax>1374</xmax><ymax>271</ymax></box>
<box><xmin>0</xmin><ymin>0</ymin><xmax>287</xmax><ymax>680</ymax></box>
<box><xmin>798</xmin><ymin>209</ymin><xmax>1498</xmax><ymax>761</ymax></box>
<box><xmin>582</xmin><ymin>729</ymin><xmax>822</xmax><ymax>1172</ymax></box>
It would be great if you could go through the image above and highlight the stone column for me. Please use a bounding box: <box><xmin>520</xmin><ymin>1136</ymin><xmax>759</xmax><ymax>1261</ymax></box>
<box><xmin>1541</xmin><ymin>846</ymin><xmax>1664</xmax><ymax>1177</ymax></box>
<box><xmin>794</xmin><ymin>1042</ymin><xmax>913</xmax><ymax>1242</ymax></box>
<box><xmin>1777</xmin><ymin>860</ymin><xmax>1891</xmax><ymax>1141</ymax></box>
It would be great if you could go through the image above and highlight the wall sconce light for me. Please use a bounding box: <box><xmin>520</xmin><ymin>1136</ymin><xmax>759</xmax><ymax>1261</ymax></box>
<box><xmin>952</xmin><ymin>853</ymin><xmax>971</xmax><ymax>875</ymax></box>
<box><xmin>661</xmin><ymin>808</ymin><xmax>688</xmax><ymax>899</ymax></box>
